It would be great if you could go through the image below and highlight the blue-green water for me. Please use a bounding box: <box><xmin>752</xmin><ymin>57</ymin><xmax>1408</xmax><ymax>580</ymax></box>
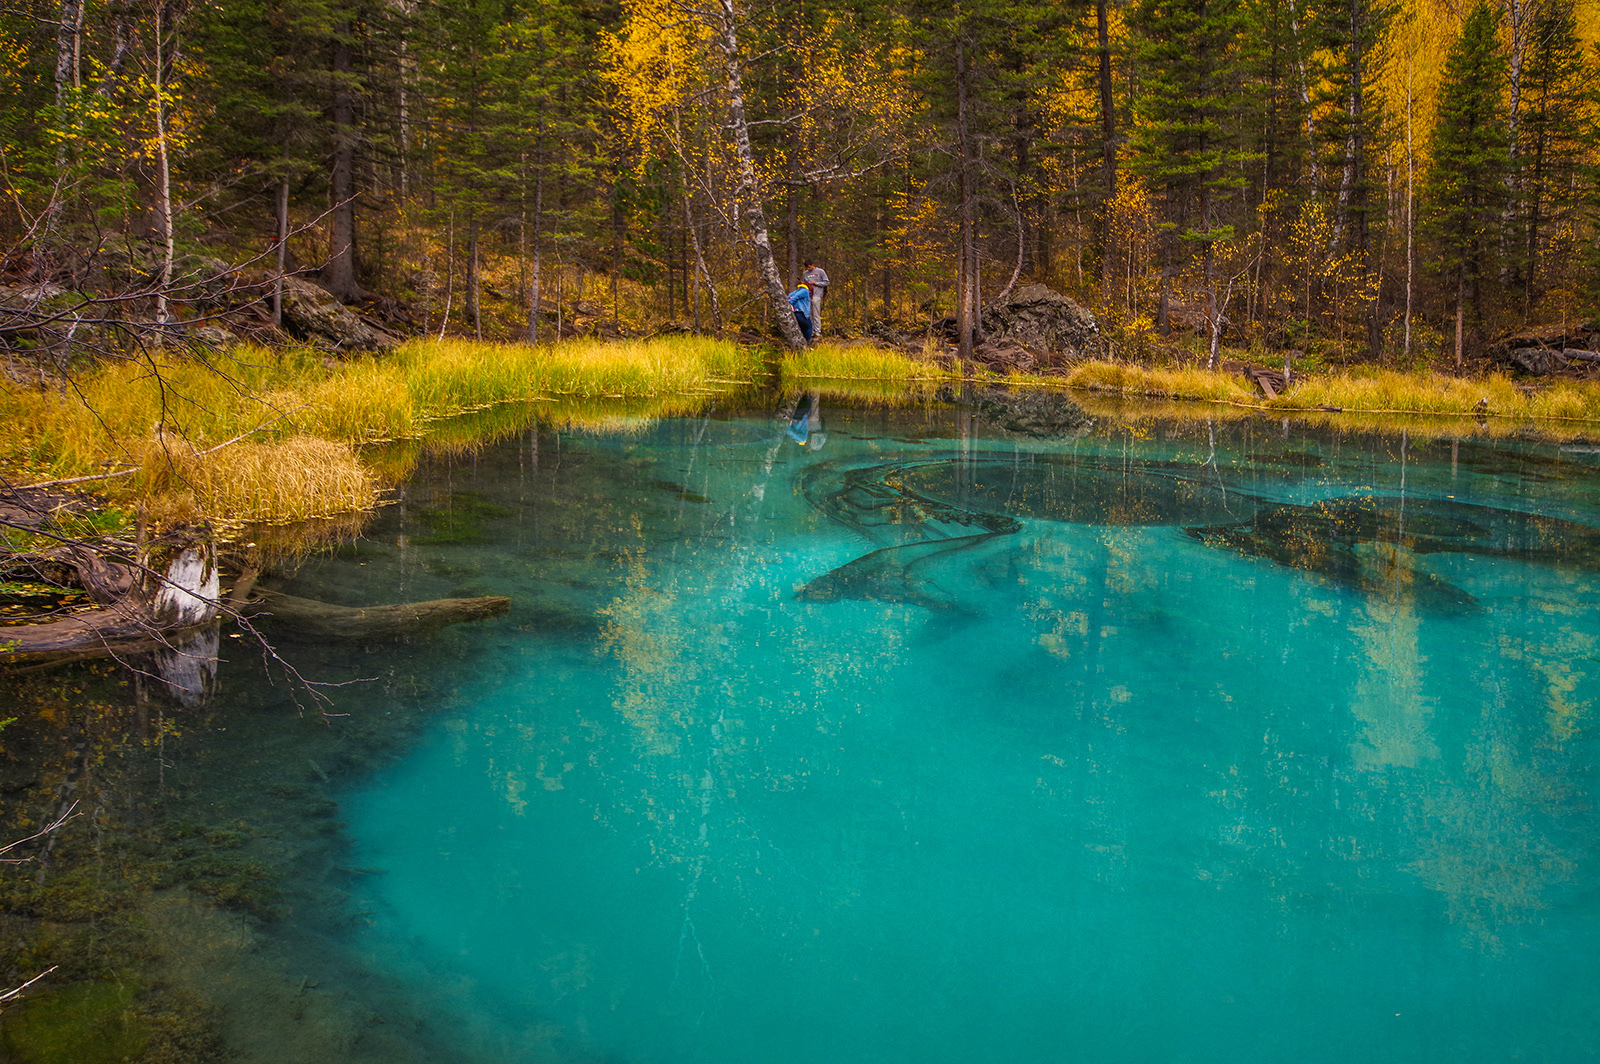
<box><xmin>318</xmin><ymin>403</ymin><xmax>1600</xmax><ymax>1064</ymax></box>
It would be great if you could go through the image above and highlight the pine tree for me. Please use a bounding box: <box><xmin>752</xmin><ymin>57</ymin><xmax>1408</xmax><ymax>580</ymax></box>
<box><xmin>1128</xmin><ymin>0</ymin><xmax>1252</xmax><ymax>360</ymax></box>
<box><xmin>1511</xmin><ymin>0</ymin><xmax>1591</xmax><ymax>318</ymax></box>
<box><xmin>1422</xmin><ymin>0</ymin><xmax>1510</xmax><ymax>367</ymax></box>
<box><xmin>1308</xmin><ymin>0</ymin><xmax>1396</xmax><ymax>353</ymax></box>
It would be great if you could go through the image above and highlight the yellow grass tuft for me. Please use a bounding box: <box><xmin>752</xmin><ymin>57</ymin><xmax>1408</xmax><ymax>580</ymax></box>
<box><xmin>135</xmin><ymin>435</ymin><xmax>381</xmax><ymax>525</ymax></box>
<box><xmin>1046</xmin><ymin>361</ymin><xmax>1259</xmax><ymax>403</ymax></box>
<box><xmin>0</xmin><ymin>336</ymin><xmax>762</xmax><ymax>529</ymax></box>
<box><xmin>1271</xmin><ymin>370</ymin><xmax>1600</xmax><ymax>421</ymax></box>
<box><xmin>783</xmin><ymin>343</ymin><xmax>952</xmax><ymax>384</ymax></box>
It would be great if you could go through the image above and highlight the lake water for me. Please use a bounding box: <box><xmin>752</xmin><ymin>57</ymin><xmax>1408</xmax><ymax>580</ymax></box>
<box><xmin>244</xmin><ymin>395</ymin><xmax>1599</xmax><ymax>1064</ymax></box>
<box><xmin>13</xmin><ymin>393</ymin><xmax>1594</xmax><ymax>1064</ymax></box>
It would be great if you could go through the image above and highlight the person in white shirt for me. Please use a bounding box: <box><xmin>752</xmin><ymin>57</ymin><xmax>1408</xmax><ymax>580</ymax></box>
<box><xmin>801</xmin><ymin>260</ymin><xmax>830</xmax><ymax>338</ymax></box>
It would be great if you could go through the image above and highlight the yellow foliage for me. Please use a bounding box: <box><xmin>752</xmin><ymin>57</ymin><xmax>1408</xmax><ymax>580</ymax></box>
<box><xmin>602</xmin><ymin>0</ymin><xmax>713</xmax><ymax>152</ymax></box>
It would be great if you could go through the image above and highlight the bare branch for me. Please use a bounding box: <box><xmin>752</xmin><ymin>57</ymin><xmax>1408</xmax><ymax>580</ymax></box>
<box><xmin>0</xmin><ymin>802</ymin><xmax>79</xmax><ymax>863</ymax></box>
<box><xmin>0</xmin><ymin>967</ymin><xmax>59</xmax><ymax>1007</ymax></box>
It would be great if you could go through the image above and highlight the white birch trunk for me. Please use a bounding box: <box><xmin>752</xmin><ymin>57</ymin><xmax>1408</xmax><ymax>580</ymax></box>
<box><xmin>715</xmin><ymin>0</ymin><xmax>805</xmax><ymax>348</ymax></box>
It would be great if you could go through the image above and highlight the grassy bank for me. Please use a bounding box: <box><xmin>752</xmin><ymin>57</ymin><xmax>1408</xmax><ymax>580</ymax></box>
<box><xmin>784</xmin><ymin>345</ymin><xmax>1600</xmax><ymax>427</ymax></box>
<box><xmin>998</xmin><ymin>360</ymin><xmax>1600</xmax><ymax>423</ymax></box>
<box><xmin>1</xmin><ymin>337</ymin><xmax>760</xmax><ymax>527</ymax></box>
<box><xmin>12</xmin><ymin>336</ymin><xmax>1600</xmax><ymax>536</ymax></box>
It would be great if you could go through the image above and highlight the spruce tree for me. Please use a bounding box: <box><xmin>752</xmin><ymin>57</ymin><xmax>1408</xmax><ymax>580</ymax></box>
<box><xmin>1422</xmin><ymin>0</ymin><xmax>1509</xmax><ymax>367</ymax></box>
<box><xmin>1512</xmin><ymin>0</ymin><xmax>1591</xmax><ymax>317</ymax></box>
<box><xmin>1128</xmin><ymin>0</ymin><xmax>1252</xmax><ymax>357</ymax></box>
<box><xmin>1308</xmin><ymin>0</ymin><xmax>1396</xmax><ymax>354</ymax></box>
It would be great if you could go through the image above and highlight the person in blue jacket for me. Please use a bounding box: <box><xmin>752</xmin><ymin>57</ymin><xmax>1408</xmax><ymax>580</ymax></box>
<box><xmin>787</xmin><ymin>282</ymin><xmax>812</xmax><ymax>343</ymax></box>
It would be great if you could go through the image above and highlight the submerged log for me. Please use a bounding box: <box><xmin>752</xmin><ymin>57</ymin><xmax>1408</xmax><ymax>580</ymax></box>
<box><xmin>245</xmin><ymin>589</ymin><xmax>510</xmax><ymax>639</ymax></box>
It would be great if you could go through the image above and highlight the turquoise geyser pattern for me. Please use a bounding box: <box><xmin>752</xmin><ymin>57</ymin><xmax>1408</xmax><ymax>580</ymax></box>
<box><xmin>326</xmin><ymin>402</ymin><xmax>1600</xmax><ymax>1064</ymax></box>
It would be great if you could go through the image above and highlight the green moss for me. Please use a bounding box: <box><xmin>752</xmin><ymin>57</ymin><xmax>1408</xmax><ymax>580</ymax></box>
<box><xmin>177</xmin><ymin>853</ymin><xmax>280</xmax><ymax>918</ymax></box>
<box><xmin>411</xmin><ymin>490</ymin><xmax>517</xmax><ymax>545</ymax></box>
<box><xmin>130</xmin><ymin>990</ymin><xmax>226</xmax><ymax>1064</ymax></box>
<box><xmin>28</xmin><ymin>871</ymin><xmax>132</xmax><ymax>923</ymax></box>
<box><xmin>0</xmin><ymin>980</ymin><xmax>147</xmax><ymax>1064</ymax></box>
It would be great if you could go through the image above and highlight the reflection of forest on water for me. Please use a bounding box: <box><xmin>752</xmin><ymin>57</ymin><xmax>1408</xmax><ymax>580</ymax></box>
<box><xmin>4</xmin><ymin>399</ymin><xmax>1600</xmax><ymax>1063</ymax></box>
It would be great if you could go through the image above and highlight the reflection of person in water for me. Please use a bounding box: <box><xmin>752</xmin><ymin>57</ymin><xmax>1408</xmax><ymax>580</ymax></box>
<box><xmin>786</xmin><ymin>391</ymin><xmax>827</xmax><ymax>450</ymax></box>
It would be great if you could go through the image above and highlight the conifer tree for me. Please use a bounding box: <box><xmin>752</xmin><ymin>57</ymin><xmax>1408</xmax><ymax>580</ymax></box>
<box><xmin>1511</xmin><ymin>0</ymin><xmax>1590</xmax><ymax>317</ymax></box>
<box><xmin>1423</xmin><ymin>0</ymin><xmax>1509</xmax><ymax>367</ymax></box>
<box><xmin>1307</xmin><ymin>0</ymin><xmax>1395</xmax><ymax>353</ymax></box>
<box><xmin>1128</xmin><ymin>0</ymin><xmax>1251</xmax><ymax>358</ymax></box>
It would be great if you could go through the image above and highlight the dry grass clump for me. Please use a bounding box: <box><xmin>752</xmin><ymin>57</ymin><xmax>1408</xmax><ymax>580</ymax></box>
<box><xmin>1041</xmin><ymin>361</ymin><xmax>1258</xmax><ymax>403</ymax></box>
<box><xmin>783</xmin><ymin>342</ymin><xmax>949</xmax><ymax>383</ymax></box>
<box><xmin>0</xmin><ymin>335</ymin><xmax>769</xmax><ymax>540</ymax></box>
<box><xmin>528</xmin><ymin>336</ymin><xmax>758</xmax><ymax>396</ymax></box>
<box><xmin>135</xmin><ymin>435</ymin><xmax>381</xmax><ymax>525</ymax></box>
<box><xmin>1273</xmin><ymin>370</ymin><xmax>1516</xmax><ymax>415</ymax></box>
<box><xmin>1271</xmin><ymin>369</ymin><xmax>1600</xmax><ymax>420</ymax></box>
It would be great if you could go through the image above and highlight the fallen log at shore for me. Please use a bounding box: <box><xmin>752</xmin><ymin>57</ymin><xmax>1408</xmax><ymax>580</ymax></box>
<box><xmin>0</xmin><ymin>598</ymin><xmax>199</xmax><ymax>665</ymax></box>
<box><xmin>2</xmin><ymin>539</ymin><xmax>221</xmax><ymax>667</ymax></box>
<box><xmin>244</xmin><ymin>589</ymin><xmax>510</xmax><ymax>639</ymax></box>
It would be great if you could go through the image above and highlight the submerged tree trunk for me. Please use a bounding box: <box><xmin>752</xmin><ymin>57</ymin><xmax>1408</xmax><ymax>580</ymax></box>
<box><xmin>246</xmin><ymin>590</ymin><xmax>509</xmax><ymax>639</ymax></box>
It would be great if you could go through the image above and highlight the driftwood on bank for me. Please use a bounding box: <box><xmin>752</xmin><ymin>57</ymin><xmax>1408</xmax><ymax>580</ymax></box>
<box><xmin>1</xmin><ymin>543</ymin><xmax>219</xmax><ymax>666</ymax></box>
<box><xmin>243</xmin><ymin>589</ymin><xmax>510</xmax><ymax>639</ymax></box>
<box><xmin>1243</xmin><ymin>366</ymin><xmax>1289</xmax><ymax>399</ymax></box>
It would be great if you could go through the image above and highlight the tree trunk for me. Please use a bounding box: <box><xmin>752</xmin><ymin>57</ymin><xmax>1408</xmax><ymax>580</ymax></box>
<box><xmin>955</xmin><ymin>37</ymin><xmax>978</xmax><ymax>363</ymax></box>
<box><xmin>48</xmin><ymin>0</ymin><xmax>85</xmax><ymax>204</ymax></box>
<box><xmin>714</xmin><ymin>0</ymin><xmax>805</xmax><ymax>348</ymax></box>
<box><xmin>1403</xmin><ymin>58</ymin><xmax>1414</xmax><ymax>364</ymax></box>
<box><xmin>526</xmin><ymin>173</ymin><xmax>544</xmax><ymax>344</ymax></box>
<box><xmin>325</xmin><ymin>25</ymin><xmax>364</xmax><ymax>302</ymax></box>
<box><xmin>1454</xmin><ymin>268</ymin><xmax>1465</xmax><ymax>370</ymax></box>
<box><xmin>682</xmin><ymin>172</ymin><xmax>722</xmax><ymax>333</ymax></box>
<box><xmin>610</xmin><ymin>168</ymin><xmax>623</xmax><ymax>329</ymax></box>
<box><xmin>273</xmin><ymin>177</ymin><xmax>289</xmax><ymax>328</ymax></box>
<box><xmin>150</xmin><ymin>0</ymin><xmax>176</xmax><ymax>328</ymax></box>
<box><xmin>0</xmin><ymin>540</ymin><xmax>217</xmax><ymax>666</ymax></box>
<box><xmin>1096</xmin><ymin>0</ymin><xmax>1117</xmax><ymax>290</ymax></box>
<box><xmin>467</xmin><ymin>212</ymin><xmax>481</xmax><ymax>339</ymax></box>
<box><xmin>785</xmin><ymin>178</ymin><xmax>799</xmax><ymax>289</ymax></box>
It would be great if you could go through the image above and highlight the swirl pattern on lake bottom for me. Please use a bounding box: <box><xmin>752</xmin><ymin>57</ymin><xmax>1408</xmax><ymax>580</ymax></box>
<box><xmin>795</xmin><ymin>452</ymin><xmax>1600</xmax><ymax>615</ymax></box>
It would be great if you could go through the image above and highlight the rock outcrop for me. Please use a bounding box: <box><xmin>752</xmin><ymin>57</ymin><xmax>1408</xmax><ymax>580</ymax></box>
<box><xmin>277</xmin><ymin>276</ymin><xmax>399</xmax><ymax>351</ymax></box>
<box><xmin>978</xmin><ymin>284</ymin><xmax>1104</xmax><ymax>368</ymax></box>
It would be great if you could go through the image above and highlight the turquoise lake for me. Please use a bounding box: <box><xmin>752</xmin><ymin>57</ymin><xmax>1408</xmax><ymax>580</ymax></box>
<box><xmin>273</xmin><ymin>397</ymin><xmax>1600</xmax><ymax>1064</ymax></box>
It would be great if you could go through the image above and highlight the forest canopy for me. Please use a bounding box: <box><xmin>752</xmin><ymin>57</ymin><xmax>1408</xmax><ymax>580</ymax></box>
<box><xmin>3</xmin><ymin>0</ymin><xmax>1600</xmax><ymax>364</ymax></box>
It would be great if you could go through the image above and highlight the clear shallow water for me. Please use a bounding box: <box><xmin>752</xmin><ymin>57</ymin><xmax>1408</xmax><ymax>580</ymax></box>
<box><xmin>317</xmin><ymin>402</ymin><xmax>1600</xmax><ymax>1064</ymax></box>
